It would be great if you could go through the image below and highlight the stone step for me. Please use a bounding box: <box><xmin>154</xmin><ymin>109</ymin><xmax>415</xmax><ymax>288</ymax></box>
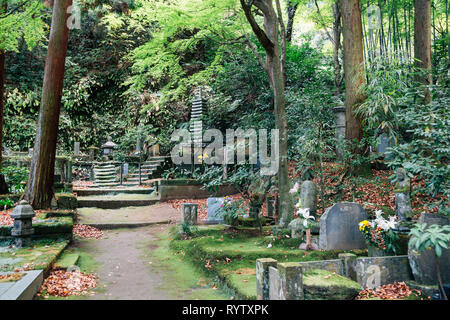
<box><xmin>54</xmin><ymin>254</ymin><xmax>80</xmax><ymax>270</ymax></box>
<box><xmin>94</xmin><ymin>175</ymin><xmax>117</xmax><ymax>180</ymax></box>
<box><xmin>77</xmin><ymin>198</ymin><xmax>159</xmax><ymax>209</ymax></box>
<box><xmin>94</xmin><ymin>167</ymin><xmax>116</xmax><ymax>172</ymax></box>
<box><xmin>94</xmin><ymin>170</ymin><xmax>117</xmax><ymax>176</ymax></box>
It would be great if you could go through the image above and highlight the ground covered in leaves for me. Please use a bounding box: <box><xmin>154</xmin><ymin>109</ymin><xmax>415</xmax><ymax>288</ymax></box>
<box><xmin>38</xmin><ymin>269</ymin><xmax>97</xmax><ymax>297</ymax></box>
<box><xmin>357</xmin><ymin>281</ymin><xmax>425</xmax><ymax>300</ymax></box>
<box><xmin>73</xmin><ymin>224</ymin><xmax>104</xmax><ymax>239</ymax></box>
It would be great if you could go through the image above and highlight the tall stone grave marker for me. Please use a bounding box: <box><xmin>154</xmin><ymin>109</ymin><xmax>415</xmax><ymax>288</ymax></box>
<box><xmin>319</xmin><ymin>202</ymin><xmax>367</xmax><ymax>250</ymax></box>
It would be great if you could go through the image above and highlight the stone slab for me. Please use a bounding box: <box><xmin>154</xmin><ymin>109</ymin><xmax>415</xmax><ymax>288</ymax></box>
<box><xmin>0</xmin><ymin>270</ymin><xmax>43</xmax><ymax>300</ymax></box>
<box><xmin>319</xmin><ymin>202</ymin><xmax>367</xmax><ymax>250</ymax></box>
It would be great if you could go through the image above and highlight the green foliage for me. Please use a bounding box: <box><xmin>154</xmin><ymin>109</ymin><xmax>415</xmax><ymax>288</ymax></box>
<box><xmin>0</xmin><ymin>197</ymin><xmax>14</xmax><ymax>210</ymax></box>
<box><xmin>0</xmin><ymin>0</ymin><xmax>47</xmax><ymax>52</ymax></box>
<box><xmin>1</xmin><ymin>166</ymin><xmax>28</xmax><ymax>193</ymax></box>
<box><xmin>409</xmin><ymin>223</ymin><xmax>450</xmax><ymax>258</ymax></box>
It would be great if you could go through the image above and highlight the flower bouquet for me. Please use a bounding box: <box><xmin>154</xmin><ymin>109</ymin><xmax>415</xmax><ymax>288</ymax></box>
<box><xmin>359</xmin><ymin>210</ymin><xmax>400</xmax><ymax>256</ymax></box>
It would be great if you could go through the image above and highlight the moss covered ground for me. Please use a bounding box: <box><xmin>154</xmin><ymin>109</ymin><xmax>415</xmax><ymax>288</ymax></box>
<box><xmin>168</xmin><ymin>225</ymin><xmax>366</xmax><ymax>299</ymax></box>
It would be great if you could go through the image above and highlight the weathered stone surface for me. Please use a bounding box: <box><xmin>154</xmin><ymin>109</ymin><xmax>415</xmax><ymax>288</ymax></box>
<box><xmin>296</xmin><ymin>259</ymin><xmax>343</xmax><ymax>275</ymax></box>
<box><xmin>278</xmin><ymin>262</ymin><xmax>304</xmax><ymax>300</ymax></box>
<box><xmin>408</xmin><ymin>213</ymin><xmax>450</xmax><ymax>285</ymax></box>
<box><xmin>303</xmin><ymin>269</ymin><xmax>360</xmax><ymax>300</ymax></box>
<box><xmin>181</xmin><ymin>203</ymin><xmax>198</xmax><ymax>225</ymax></box>
<box><xmin>256</xmin><ymin>258</ymin><xmax>277</xmax><ymax>300</ymax></box>
<box><xmin>354</xmin><ymin>255</ymin><xmax>413</xmax><ymax>289</ymax></box>
<box><xmin>206</xmin><ymin>197</ymin><xmax>225</xmax><ymax>223</ymax></box>
<box><xmin>300</xmin><ymin>180</ymin><xmax>318</xmax><ymax>216</ymax></box>
<box><xmin>393</xmin><ymin>168</ymin><xmax>413</xmax><ymax>221</ymax></box>
<box><xmin>56</xmin><ymin>193</ymin><xmax>78</xmax><ymax>210</ymax></box>
<box><xmin>319</xmin><ymin>202</ymin><xmax>367</xmax><ymax>250</ymax></box>
<box><xmin>268</xmin><ymin>267</ymin><xmax>281</xmax><ymax>300</ymax></box>
<box><xmin>288</xmin><ymin>218</ymin><xmax>303</xmax><ymax>239</ymax></box>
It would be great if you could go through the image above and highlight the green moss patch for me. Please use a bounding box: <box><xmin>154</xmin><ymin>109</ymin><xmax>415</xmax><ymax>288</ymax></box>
<box><xmin>302</xmin><ymin>269</ymin><xmax>361</xmax><ymax>300</ymax></box>
<box><xmin>0</xmin><ymin>239</ymin><xmax>69</xmax><ymax>274</ymax></box>
<box><xmin>169</xmin><ymin>225</ymin><xmax>365</xmax><ymax>299</ymax></box>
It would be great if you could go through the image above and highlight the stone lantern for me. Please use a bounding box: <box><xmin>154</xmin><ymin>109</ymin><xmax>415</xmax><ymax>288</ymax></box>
<box><xmin>102</xmin><ymin>136</ymin><xmax>117</xmax><ymax>160</ymax></box>
<box><xmin>10</xmin><ymin>200</ymin><xmax>35</xmax><ymax>248</ymax></box>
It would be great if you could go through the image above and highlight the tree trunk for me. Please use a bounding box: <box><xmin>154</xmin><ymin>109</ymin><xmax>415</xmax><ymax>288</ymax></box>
<box><xmin>414</xmin><ymin>0</ymin><xmax>432</xmax><ymax>104</ymax></box>
<box><xmin>240</xmin><ymin>0</ymin><xmax>292</xmax><ymax>227</ymax></box>
<box><xmin>23</xmin><ymin>0</ymin><xmax>72</xmax><ymax>209</ymax></box>
<box><xmin>0</xmin><ymin>0</ymin><xmax>9</xmax><ymax>194</ymax></box>
<box><xmin>332</xmin><ymin>1</ymin><xmax>342</xmax><ymax>94</ymax></box>
<box><xmin>339</xmin><ymin>0</ymin><xmax>365</xmax><ymax>151</ymax></box>
<box><xmin>286</xmin><ymin>1</ymin><xmax>298</xmax><ymax>42</ymax></box>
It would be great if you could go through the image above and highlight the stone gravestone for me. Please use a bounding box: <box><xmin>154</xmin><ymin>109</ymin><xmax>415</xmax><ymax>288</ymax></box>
<box><xmin>269</xmin><ymin>267</ymin><xmax>281</xmax><ymax>300</ymax></box>
<box><xmin>181</xmin><ymin>203</ymin><xmax>198</xmax><ymax>225</ymax></box>
<box><xmin>393</xmin><ymin>168</ymin><xmax>413</xmax><ymax>222</ymax></box>
<box><xmin>319</xmin><ymin>202</ymin><xmax>367</xmax><ymax>250</ymax></box>
<box><xmin>206</xmin><ymin>197</ymin><xmax>225</xmax><ymax>224</ymax></box>
<box><xmin>74</xmin><ymin>142</ymin><xmax>80</xmax><ymax>156</ymax></box>
<box><xmin>300</xmin><ymin>180</ymin><xmax>318</xmax><ymax>217</ymax></box>
<box><xmin>408</xmin><ymin>213</ymin><xmax>450</xmax><ymax>285</ymax></box>
<box><xmin>123</xmin><ymin>163</ymin><xmax>129</xmax><ymax>176</ymax></box>
<box><xmin>28</xmin><ymin>148</ymin><xmax>33</xmax><ymax>157</ymax></box>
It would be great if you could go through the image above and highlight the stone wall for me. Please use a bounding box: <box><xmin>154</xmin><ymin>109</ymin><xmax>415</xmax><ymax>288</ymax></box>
<box><xmin>157</xmin><ymin>179</ymin><xmax>238</xmax><ymax>200</ymax></box>
<box><xmin>257</xmin><ymin>254</ymin><xmax>414</xmax><ymax>299</ymax></box>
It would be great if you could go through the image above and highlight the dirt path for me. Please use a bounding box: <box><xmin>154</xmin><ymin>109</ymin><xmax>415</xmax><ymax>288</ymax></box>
<box><xmin>74</xmin><ymin>225</ymin><xmax>170</xmax><ymax>299</ymax></box>
<box><xmin>70</xmin><ymin>203</ymin><xmax>227</xmax><ymax>300</ymax></box>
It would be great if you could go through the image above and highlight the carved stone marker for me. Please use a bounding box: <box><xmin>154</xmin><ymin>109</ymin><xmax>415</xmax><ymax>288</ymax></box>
<box><xmin>393</xmin><ymin>168</ymin><xmax>413</xmax><ymax>221</ymax></box>
<box><xmin>300</xmin><ymin>180</ymin><xmax>318</xmax><ymax>217</ymax></box>
<box><xmin>74</xmin><ymin>142</ymin><xmax>80</xmax><ymax>156</ymax></box>
<box><xmin>181</xmin><ymin>203</ymin><xmax>198</xmax><ymax>225</ymax></box>
<box><xmin>206</xmin><ymin>197</ymin><xmax>225</xmax><ymax>223</ymax></box>
<box><xmin>319</xmin><ymin>202</ymin><xmax>367</xmax><ymax>250</ymax></box>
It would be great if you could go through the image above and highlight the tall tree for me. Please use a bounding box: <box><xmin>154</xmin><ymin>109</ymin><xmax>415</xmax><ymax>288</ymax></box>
<box><xmin>0</xmin><ymin>0</ymin><xmax>7</xmax><ymax>194</ymax></box>
<box><xmin>24</xmin><ymin>0</ymin><xmax>72</xmax><ymax>208</ymax></box>
<box><xmin>240</xmin><ymin>0</ymin><xmax>292</xmax><ymax>227</ymax></box>
<box><xmin>414</xmin><ymin>0</ymin><xmax>432</xmax><ymax>104</ymax></box>
<box><xmin>286</xmin><ymin>0</ymin><xmax>299</xmax><ymax>42</ymax></box>
<box><xmin>339</xmin><ymin>0</ymin><xmax>365</xmax><ymax>151</ymax></box>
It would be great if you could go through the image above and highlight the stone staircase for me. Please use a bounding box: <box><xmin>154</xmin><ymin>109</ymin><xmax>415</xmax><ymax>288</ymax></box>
<box><xmin>123</xmin><ymin>156</ymin><xmax>165</xmax><ymax>186</ymax></box>
<box><xmin>92</xmin><ymin>156</ymin><xmax>165</xmax><ymax>188</ymax></box>
<box><xmin>93</xmin><ymin>162</ymin><xmax>119</xmax><ymax>188</ymax></box>
<box><xmin>190</xmin><ymin>89</ymin><xmax>203</xmax><ymax>146</ymax></box>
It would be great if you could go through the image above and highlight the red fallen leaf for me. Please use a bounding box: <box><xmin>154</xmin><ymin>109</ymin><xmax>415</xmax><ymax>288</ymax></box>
<box><xmin>356</xmin><ymin>281</ymin><xmax>422</xmax><ymax>300</ymax></box>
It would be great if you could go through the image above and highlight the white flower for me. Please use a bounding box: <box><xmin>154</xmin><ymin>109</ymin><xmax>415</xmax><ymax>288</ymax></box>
<box><xmin>385</xmin><ymin>216</ymin><xmax>398</xmax><ymax>230</ymax></box>
<box><xmin>289</xmin><ymin>182</ymin><xmax>299</xmax><ymax>194</ymax></box>
<box><xmin>267</xmin><ymin>243</ymin><xmax>272</xmax><ymax>248</ymax></box>
<box><xmin>295</xmin><ymin>199</ymin><xmax>302</xmax><ymax>208</ymax></box>
<box><xmin>298</xmin><ymin>208</ymin><xmax>314</xmax><ymax>228</ymax></box>
<box><xmin>303</xmin><ymin>219</ymin><xmax>309</xmax><ymax>228</ymax></box>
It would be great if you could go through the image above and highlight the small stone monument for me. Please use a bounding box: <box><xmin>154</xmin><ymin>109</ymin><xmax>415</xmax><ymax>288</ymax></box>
<box><xmin>123</xmin><ymin>163</ymin><xmax>129</xmax><ymax>176</ymax></box>
<box><xmin>206</xmin><ymin>197</ymin><xmax>225</xmax><ymax>223</ymax></box>
<box><xmin>10</xmin><ymin>200</ymin><xmax>36</xmax><ymax>248</ymax></box>
<box><xmin>181</xmin><ymin>203</ymin><xmax>198</xmax><ymax>225</ymax></box>
<box><xmin>300</xmin><ymin>180</ymin><xmax>318</xmax><ymax>217</ymax></box>
<box><xmin>265</xmin><ymin>196</ymin><xmax>276</xmax><ymax>218</ymax></box>
<box><xmin>319</xmin><ymin>202</ymin><xmax>367</xmax><ymax>250</ymax></box>
<box><xmin>74</xmin><ymin>141</ymin><xmax>80</xmax><ymax>156</ymax></box>
<box><xmin>88</xmin><ymin>146</ymin><xmax>98</xmax><ymax>161</ymax></box>
<box><xmin>333</xmin><ymin>100</ymin><xmax>346</xmax><ymax>159</ymax></box>
<box><xmin>28</xmin><ymin>148</ymin><xmax>33</xmax><ymax>157</ymax></box>
<box><xmin>393</xmin><ymin>167</ymin><xmax>413</xmax><ymax>222</ymax></box>
<box><xmin>288</xmin><ymin>218</ymin><xmax>303</xmax><ymax>239</ymax></box>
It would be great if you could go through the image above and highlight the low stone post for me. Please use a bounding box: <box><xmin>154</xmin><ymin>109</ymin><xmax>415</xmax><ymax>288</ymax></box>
<box><xmin>10</xmin><ymin>200</ymin><xmax>35</xmax><ymax>248</ymax></box>
<box><xmin>333</xmin><ymin>101</ymin><xmax>346</xmax><ymax>159</ymax></box>
<box><xmin>256</xmin><ymin>258</ymin><xmax>278</xmax><ymax>300</ymax></box>
<box><xmin>181</xmin><ymin>203</ymin><xmax>198</xmax><ymax>225</ymax></box>
<box><xmin>278</xmin><ymin>262</ymin><xmax>304</xmax><ymax>300</ymax></box>
<box><xmin>339</xmin><ymin>253</ymin><xmax>357</xmax><ymax>281</ymax></box>
<box><xmin>265</xmin><ymin>196</ymin><xmax>276</xmax><ymax>218</ymax></box>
